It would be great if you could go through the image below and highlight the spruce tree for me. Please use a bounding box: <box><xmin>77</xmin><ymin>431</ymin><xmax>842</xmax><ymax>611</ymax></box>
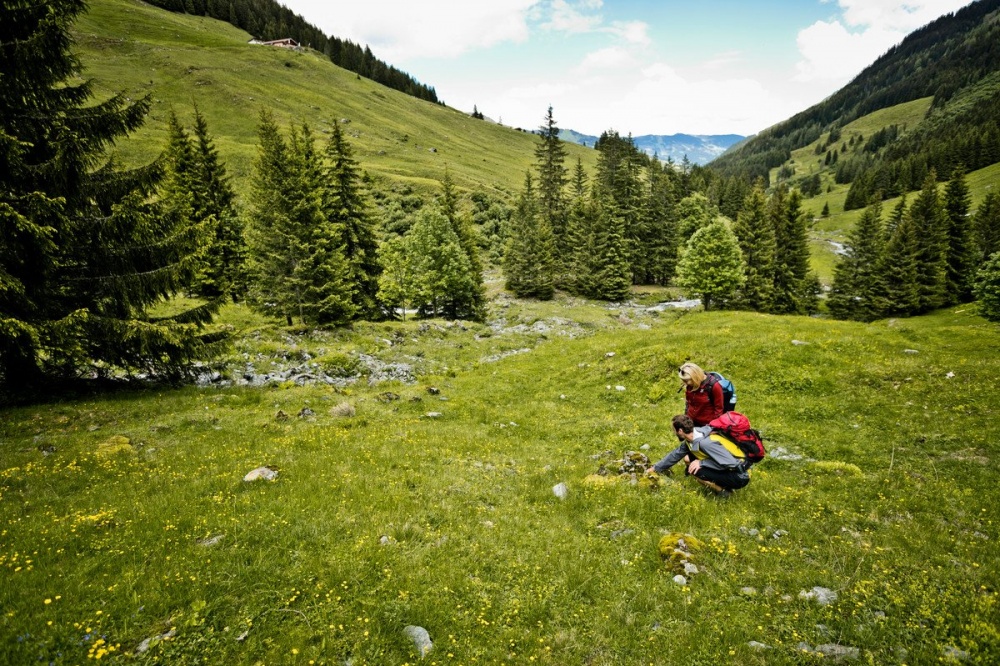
<box><xmin>882</xmin><ymin>212</ymin><xmax>921</xmax><ymax>316</ymax></box>
<box><xmin>245</xmin><ymin>115</ymin><xmax>354</xmax><ymax>325</ymax></box>
<box><xmin>942</xmin><ymin>167</ymin><xmax>975</xmax><ymax>304</ymax></box>
<box><xmin>975</xmin><ymin>191</ymin><xmax>1000</xmax><ymax>262</ymax></box>
<box><xmin>828</xmin><ymin>200</ymin><xmax>889</xmax><ymax>321</ymax></box>
<box><xmin>733</xmin><ymin>184</ymin><xmax>776</xmax><ymax>311</ymax></box>
<box><xmin>908</xmin><ymin>172</ymin><xmax>947</xmax><ymax>313</ymax></box>
<box><xmin>591</xmin><ymin>208</ymin><xmax>633</xmax><ymax>302</ymax></box>
<box><xmin>190</xmin><ymin>106</ymin><xmax>244</xmax><ymax>299</ymax></box>
<box><xmin>644</xmin><ymin>161</ymin><xmax>680</xmax><ymax>286</ymax></box>
<box><xmin>771</xmin><ymin>187</ymin><xmax>813</xmax><ymax>314</ymax></box>
<box><xmin>503</xmin><ymin>173</ymin><xmax>556</xmax><ymax>299</ymax></box>
<box><xmin>1</xmin><ymin>0</ymin><xmax>221</xmax><ymax>388</ymax></box>
<box><xmin>676</xmin><ymin>221</ymin><xmax>745</xmax><ymax>311</ymax></box>
<box><xmin>534</xmin><ymin>106</ymin><xmax>569</xmax><ymax>267</ymax></box>
<box><xmin>973</xmin><ymin>251</ymin><xmax>1000</xmax><ymax>322</ymax></box>
<box><xmin>438</xmin><ymin>169</ymin><xmax>485</xmax><ymax>319</ymax></box>
<box><xmin>322</xmin><ymin>120</ymin><xmax>381</xmax><ymax>318</ymax></box>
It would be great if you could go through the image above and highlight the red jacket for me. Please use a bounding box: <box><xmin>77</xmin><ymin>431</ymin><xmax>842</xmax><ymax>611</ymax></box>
<box><xmin>685</xmin><ymin>379</ymin><xmax>724</xmax><ymax>427</ymax></box>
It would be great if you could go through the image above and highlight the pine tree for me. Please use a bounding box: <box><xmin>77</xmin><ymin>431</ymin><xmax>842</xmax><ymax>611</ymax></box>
<box><xmin>975</xmin><ymin>191</ymin><xmax>1000</xmax><ymax>262</ymax></box>
<box><xmin>190</xmin><ymin>106</ymin><xmax>244</xmax><ymax>299</ymax></box>
<box><xmin>771</xmin><ymin>187</ymin><xmax>813</xmax><ymax>314</ymax></box>
<box><xmin>828</xmin><ymin>200</ymin><xmax>889</xmax><ymax>321</ymax></box>
<box><xmin>974</xmin><ymin>251</ymin><xmax>1000</xmax><ymax>322</ymax></box>
<box><xmin>644</xmin><ymin>161</ymin><xmax>680</xmax><ymax>286</ymax></box>
<box><xmin>882</xmin><ymin>213</ymin><xmax>921</xmax><ymax>316</ymax></box>
<box><xmin>322</xmin><ymin>120</ymin><xmax>381</xmax><ymax>317</ymax></box>
<box><xmin>1</xmin><ymin>0</ymin><xmax>221</xmax><ymax>388</ymax></box>
<box><xmin>245</xmin><ymin>114</ymin><xmax>354</xmax><ymax>325</ymax></box>
<box><xmin>908</xmin><ymin>172</ymin><xmax>948</xmax><ymax>313</ymax></box>
<box><xmin>733</xmin><ymin>184</ymin><xmax>776</xmax><ymax>311</ymax></box>
<box><xmin>676</xmin><ymin>221</ymin><xmax>745</xmax><ymax>311</ymax></box>
<box><xmin>534</xmin><ymin>106</ymin><xmax>569</xmax><ymax>266</ymax></box>
<box><xmin>942</xmin><ymin>167</ymin><xmax>975</xmax><ymax>304</ymax></box>
<box><xmin>503</xmin><ymin>173</ymin><xmax>556</xmax><ymax>299</ymax></box>
<box><xmin>591</xmin><ymin>208</ymin><xmax>632</xmax><ymax>302</ymax></box>
<box><xmin>438</xmin><ymin>169</ymin><xmax>485</xmax><ymax>319</ymax></box>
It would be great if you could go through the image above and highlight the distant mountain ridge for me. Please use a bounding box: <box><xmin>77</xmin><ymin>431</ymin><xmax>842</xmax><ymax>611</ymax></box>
<box><xmin>559</xmin><ymin>129</ymin><xmax>746</xmax><ymax>165</ymax></box>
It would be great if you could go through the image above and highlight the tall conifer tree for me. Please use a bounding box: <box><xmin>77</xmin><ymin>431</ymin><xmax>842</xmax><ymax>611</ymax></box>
<box><xmin>882</xmin><ymin>212</ymin><xmax>922</xmax><ymax>316</ymax></box>
<box><xmin>975</xmin><ymin>191</ymin><xmax>1000</xmax><ymax>262</ymax></box>
<box><xmin>909</xmin><ymin>172</ymin><xmax>947</xmax><ymax>313</ymax></box>
<box><xmin>1</xmin><ymin>0</ymin><xmax>221</xmax><ymax>387</ymax></box>
<box><xmin>733</xmin><ymin>184</ymin><xmax>776</xmax><ymax>311</ymax></box>
<box><xmin>771</xmin><ymin>187</ymin><xmax>813</xmax><ymax>314</ymax></box>
<box><xmin>828</xmin><ymin>200</ymin><xmax>889</xmax><ymax>321</ymax></box>
<box><xmin>322</xmin><ymin>120</ymin><xmax>381</xmax><ymax>317</ymax></box>
<box><xmin>438</xmin><ymin>169</ymin><xmax>485</xmax><ymax>319</ymax></box>
<box><xmin>534</xmin><ymin>107</ymin><xmax>569</xmax><ymax>268</ymax></box>
<box><xmin>942</xmin><ymin>167</ymin><xmax>975</xmax><ymax>304</ymax></box>
<box><xmin>504</xmin><ymin>173</ymin><xmax>556</xmax><ymax>299</ymax></box>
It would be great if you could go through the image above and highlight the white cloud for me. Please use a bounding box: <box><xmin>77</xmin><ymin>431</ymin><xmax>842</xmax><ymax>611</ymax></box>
<box><xmin>542</xmin><ymin>0</ymin><xmax>603</xmax><ymax>34</ymax></box>
<box><xmin>294</xmin><ymin>0</ymin><xmax>540</xmax><ymax>61</ymax></box>
<box><xmin>793</xmin><ymin>0</ymin><xmax>971</xmax><ymax>83</ymax></box>
<box><xmin>608</xmin><ymin>20</ymin><xmax>651</xmax><ymax>46</ymax></box>
<box><xmin>575</xmin><ymin>46</ymin><xmax>638</xmax><ymax>73</ymax></box>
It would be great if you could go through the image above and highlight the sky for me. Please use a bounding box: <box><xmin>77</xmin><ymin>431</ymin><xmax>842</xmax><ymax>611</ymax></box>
<box><xmin>277</xmin><ymin>0</ymin><xmax>973</xmax><ymax>138</ymax></box>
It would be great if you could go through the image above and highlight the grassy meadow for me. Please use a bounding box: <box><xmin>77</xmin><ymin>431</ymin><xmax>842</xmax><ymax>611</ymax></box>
<box><xmin>2</xmin><ymin>292</ymin><xmax>998</xmax><ymax>664</ymax></box>
<box><xmin>72</xmin><ymin>0</ymin><xmax>598</xmax><ymax>200</ymax></box>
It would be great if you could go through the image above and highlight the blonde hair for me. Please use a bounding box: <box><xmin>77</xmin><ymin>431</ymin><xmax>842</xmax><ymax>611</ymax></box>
<box><xmin>678</xmin><ymin>362</ymin><xmax>706</xmax><ymax>387</ymax></box>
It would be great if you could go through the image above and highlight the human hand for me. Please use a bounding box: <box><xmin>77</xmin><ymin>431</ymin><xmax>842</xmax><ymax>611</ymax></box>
<box><xmin>687</xmin><ymin>459</ymin><xmax>701</xmax><ymax>475</ymax></box>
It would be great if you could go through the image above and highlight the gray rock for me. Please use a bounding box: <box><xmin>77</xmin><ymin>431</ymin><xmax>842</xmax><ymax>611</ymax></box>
<box><xmin>799</xmin><ymin>586</ymin><xmax>838</xmax><ymax>605</ymax></box>
<box><xmin>552</xmin><ymin>482</ymin><xmax>569</xmax><ymax>499</ymax></box>
<box><xmin>748</xmin><ymin>641</ymin><xmax>770</xmax><ymax>650</ymax></box>
<box><xmin>136</xmin><ymin>628</ymin><xmax>176</xmax><ymax>654</ymax></box>
<box><xmin>942</xmin><ymin>645</ymin><xmax>969</xmax><ymax>661</ymax></box>
<box><xmin>197</xmin><ymin>534</ymin><xmax>224</xmax><ymax>547</ymax></box>
<box><xmin>672</xmin><ymin>575</ymin><xmax>687</xmax><ymax>586</ymax></box>
<box><xmin>425</xmin><ymin>412</ymin><xmax>442</xmax><ymax>419</ymax></box>
<box><xmin>243</xmin><ymin>466</ymin><xmax>278</xmax><ymax>482</ymax></box>
<box><xmin>683</xmin><ymin>562</ymin><xmax>699</xmax><ymax>576</ymax></box>
<box><xmin>815</xmin><ymin>644</ymin><xmax>860</xmax><ymax>660</ymax></box>
<box><xmin>403</xmin><ymin>625</ymin><xmax>433</xmax><ymax>657</ymax></box>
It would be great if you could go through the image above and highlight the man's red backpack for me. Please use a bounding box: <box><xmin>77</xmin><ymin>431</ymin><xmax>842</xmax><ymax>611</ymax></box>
<box><xmin>708</xmin><ymin>412</ymin><xmax>765</xmax><ymax>465</ymax></box>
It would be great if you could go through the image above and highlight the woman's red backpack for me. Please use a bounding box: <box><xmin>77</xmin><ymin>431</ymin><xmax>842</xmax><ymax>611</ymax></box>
<box><xmin>708</xmin><ymin>412</ymin><xmax>765</xmax><ymax>465</ymax></box>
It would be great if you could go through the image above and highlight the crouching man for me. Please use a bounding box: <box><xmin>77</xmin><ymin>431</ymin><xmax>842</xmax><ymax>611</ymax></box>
<box><xmin>648</xmin><ymin>414</ymin><xmax>750</xmax><ymax>494</ymax></box>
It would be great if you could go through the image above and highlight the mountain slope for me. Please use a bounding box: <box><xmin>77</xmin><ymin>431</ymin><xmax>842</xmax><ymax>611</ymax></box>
<box><xmin>72</xmin><ymin>0</ymin><xmax>598</xmax><ymax>200</ymax></box>
<box><xmin>710</xmin><ymin>0</ymin><xmax>1000</xmax><ymax>182</ymax></box>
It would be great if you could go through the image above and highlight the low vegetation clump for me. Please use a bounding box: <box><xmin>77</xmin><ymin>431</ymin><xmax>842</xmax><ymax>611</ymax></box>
<box><xmin>1</xmin><ymin>295</ymin><xmax>998</xmax><ymax>664</ymax></box>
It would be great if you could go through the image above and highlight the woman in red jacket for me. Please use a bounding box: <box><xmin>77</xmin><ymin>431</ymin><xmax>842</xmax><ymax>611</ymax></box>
<box><xmin>679</xmin><ymin>362</ymin><xmax>724</xmax><ymax>427</ymax></box>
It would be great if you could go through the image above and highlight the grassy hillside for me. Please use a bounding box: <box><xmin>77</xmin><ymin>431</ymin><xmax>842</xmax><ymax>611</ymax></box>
<box><xmin>72</xmin><ymin>0</ymin><xmax>598</xmax><ymax>200</ymax></box>
<box><xmin>1</xmin><ymin>293</ymin><xmax>998</xmax><ymax>664</ymax></box>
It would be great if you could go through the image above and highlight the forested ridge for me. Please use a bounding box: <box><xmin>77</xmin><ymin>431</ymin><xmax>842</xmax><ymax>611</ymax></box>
<box><xmin>711</xmin><ymin>0</ymin><xmax>1000</xmax><ymax>189</ymax></box>
<box><xmin>144</xmin><ymin>0</ymin><xmax>440</xmax><ymax>104</ymax></box>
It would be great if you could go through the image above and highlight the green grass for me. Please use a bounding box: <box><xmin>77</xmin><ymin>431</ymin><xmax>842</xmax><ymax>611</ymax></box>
<box><xmin>72</xmin><ymin>0</ymin><xmax>598</xmax><ymax>202</ymax></box>
<box><xmin>2</xmin><ymin>294</ymin><xmax>998</xmax><ymax>664</ymax></box>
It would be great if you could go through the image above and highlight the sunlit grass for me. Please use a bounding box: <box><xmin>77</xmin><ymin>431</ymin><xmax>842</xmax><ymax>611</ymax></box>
<box><xmin>2</xmin><ymin>295</ymin><xmax>998</xmax><ymax>664</ymax></box>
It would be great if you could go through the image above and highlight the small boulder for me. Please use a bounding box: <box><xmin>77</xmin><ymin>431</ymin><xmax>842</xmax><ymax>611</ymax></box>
<box><xmin>243</xmin><ymin>466</ymin><xmax>278</xmax><ymax>482</ymax></box>
<box><xmin>552</xmin><ymin>482</ymin><xmax>569</xmax><ymax>499</ymax></box>
<box><xmin>403</xmin><ymin>625</ymin><xmax>433</xmax><ymax>657</ymax></box>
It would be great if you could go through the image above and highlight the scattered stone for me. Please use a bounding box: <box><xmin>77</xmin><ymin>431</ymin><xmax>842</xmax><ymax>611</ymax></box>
<box><xmin>615</xmin><ymin>385</ymin><xmax>626</xmax><ymax>391</ymax></box>
<box><xmin>941</xmin><ymin>645</ymin><xmax>969</xmax><ymax>661</ymax></box>
<box><xmin>560</xmin><ymin>394</ymin><xmax>567</xmax><ymax>400</ymax></box>
<box><xmin>88</xmin><ymin>424</ymin><xmax>101</xmax><ymax>432</ymax></box>
<box><xmin>683</xmin><ymin>562</ymin><xmax>699</xmax><ymax>576</ymax></box>
<box><xmin>329</xmin><ymin>402</ymin><xmax>356</xmax><ymax>417</ymax></box>
<box><xmin>748</xmin><ymin>641</ymin><xmax>770</xmax><ymax>650</ymax></box>
<box><xmin>376</xmin><ymin>392</ymin><xmax>400</xmax><ymax>402</ymax></box>
<box><xmin>197</xmin><ymin>534</ymin><xmax>224</xmax><ymax>547</ymax></box>
<box><xmin>403</xmin><ymin>625</ymin><xmax>433</xmax><ymax>658</ymax></box>
<box><xmin>903</xmin><ymin>349</ymin><xmax>919</xmax><ymax>354</ymax></box>
<box><xmin>672</xmin><ymin>574</ymin><xmax>687</xmax><ymax>586</ymax></box>
<box><xmin>552</xmin><ymin>482</ymin><xmax>569</xmax><ymax>499</ymax></box>
<box><xmin>482</xmin><ymin>520</ymin><xmax>495</xmax><ymax>529</ymax></box>
<box><xmin>243</xmin><ymin>466</ymin><xmax>278</xmax><ymax>482</ymax></box>
<box><xmin>275</xmin><ymin>410</ymin><xmax>289</xmax><ymax>421</ymax></box>
<box><xmin>38</xmin><ymin>444</ymin><xmax>56</xmax><ymax>455</ymax></box>
<box><xmin>611</xmin><ymin>528</ymin><xmax>635</xmax><ymax>540</ymax></box>
<box><xmin>945</xmin><ymin>371</ymin><xmax>956</xmax><ymax>379</ymax></box>
<box><xmin>136</xmin><ymin>628</ymin><xmax>176</xmax><ymax>654</ymax></box>
<box><xmin>427</xmin><ymin>386</ymin><xmax>440</xmax><ymax>395</ymax></box>
<box><xmin>297</xmin><ymin>407</ymin><xmax>315</xmax><ymax>418</ymax></box>
<box><xmin>799</xmin><ymin>586</ymin><xmax>838</xmax><ymax>605</ymax></box>
<box><xmin>791</xmin><ymin>339</ymin><xmax>809</xmax><ymax>345</ymax></box>
<box><xmin>768</xmin><ymin>446</ymin><xmax>806</xmax><ymax>461</ymax></box>
<box><xmin>96</xmin><ymin>435</ymin><xmax>134</xmax><ymax>458</ymax></box>
<box><xmin>424</xmin><ymin>412</ymin><xmax>442</xmax><ymax>419</ymax></box>
<box><xmin>772</xmin><ymin>529</ymin><xmax>788</xmax><ymax>539</ymax></box>
<box><xmin>605</xmin><ymin>352</ymin><xmax>616</xmax><ymax>358</ymax></box>
<box><xmin>640</xmin><ymin>444</ymin><xmax>650</xmax><ymax>451</ymax></box>
<box><xmin>739</xmin><ymin>527</ymin><xmax>761</xmax><ymax>538</ymax></box>
<box><xmin>815</xmin><ymin>644</ymin><xmax>860</xmax><ymax>660</ymax></box>
<box><xmin>379</xmin><ymin>535</ymin><xmax>395</xmax><ymax>546</ymax></box>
